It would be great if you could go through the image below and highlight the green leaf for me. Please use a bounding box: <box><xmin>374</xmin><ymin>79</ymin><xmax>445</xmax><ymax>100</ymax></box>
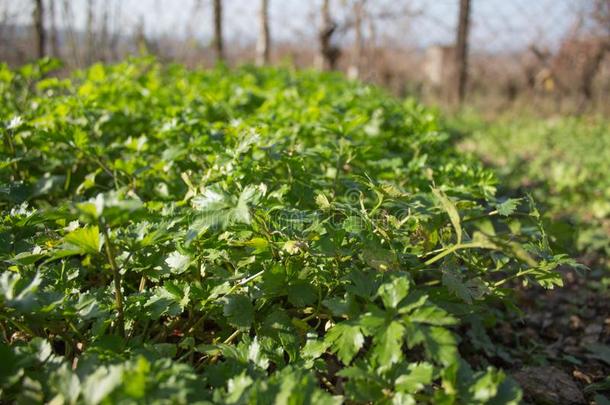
<box><xmin>377</xmin><ymin>277</ymin><xmax>410</xmax><ymax>309</ymax></box>
<box><xmin>301</xmin><ymin>336</ymin><xmax>330</xmax><ymax>364</ymax></box>
<box><xmin>395</xmin><ymin>362</ymin><xmax>434</xmax><ymax>393</ymax></box>
<box><xmin>406</xmin><ymin>325</ymin><xmax>458</xmax><ymax>366</ymax></box>
<box><xmin>63</xmin><ymin>225</ymin><xmax>102</xmax><ymax>255</ymax></box>
<box><xmin>325</xmin><ymin>323</ymin><xmax>364</xmax><ymax>364</ymax></box>
<box><xmin>192</xmin><ymin>184</ymin><xmax>263</xmax><ymax>228</ymax></box>
<box><xmin>261</xmin><ymin>264</ymin><xmax>287</xmax><ymax>296</ymax></box>
<box><xmin>165</xmin><ymin>251</ymin><xmax>191</xmax><ymax>274</ymax></box>
<box><xmin>81</xmin><ymin>365</ymin><xmax>123</xmax><ymax>405</ymax></box>
<box><xmin>495</xmin><ymin>198</ymin><xmax>521</xmax><ymax>217</ymax></box>
<box><xmin>585</xmin><ymin>376</ymin><xmax>610</xmax><ymax>394</ymax></box>
<box><xmin>587</xmin><ymin>343</ymin><xmax>610</xmax><ymax>365</ymax></box>
<box><xmin>362</xmin><ymin>243</ymin><xmax>398</xmax><ymax>272</ymax></box>
<box><xmin>223</xmin><ymin>295</ymin><xmax>255</xmax><ymax>329</ymax></box>
<box><xmin>225</xmin><ymin>372</ymin><xmax>253</xmax><ymax>403</ymax></box>
<box><xmin>372</xmin><ymin>321</ymin><xmax>405</xmax><ymax>369</ymax></box>
<box><xmin>343</xmin><ymin>216</ymin><xmax>363</xmax><ymax>233</ymax></box>
<box><xmin>432</xmin><ymin>188</ymin><xmax>462</xmax><ymax>244</ymax></box>
<box><xmin>315</xmin><ymin>193</ymin><xmax>331</xmax><ymax>210</ymax></box>
<box><xmin>409</xmin><ymin>304</ymin><xmax>458</xmax><ymax>326</ymax></box>
<box><xmin>287</xmin><ymin>280</ymin><xmax>317</xmax><ymax>307</ymax></box>
<box><xmin>442</xmin><ymin>271</ymin><xmax>489</xmax><ymax>304</ymax></box>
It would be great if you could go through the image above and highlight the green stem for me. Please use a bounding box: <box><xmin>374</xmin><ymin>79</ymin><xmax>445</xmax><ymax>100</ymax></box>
<box><xmin>423</xmin><ymin>244</ymin><xmax>462</xmax><ymax>266</ymax></box>
<box><xmin>0</xmin><ymin>313</ymin><xmax>35</xmax><ymax>337</ymax></box>
<box><xmin>102</xmin><ymin>225</ymin><xmax>125</xmax><ymax>337</ymax></box>
<box><xmin>3</xmin><ymin>129</ymin><xmax>21</xmax><ymax>180</ymax></box>
<box><xmin>422</xmin><ymin>242</ymin><xmax>485</xmax><ymax>267</ymax></box>
<box><xmin>494</xmin><ymin>268</ymin><xmax>538</xmax><ymax>287</ymax></box>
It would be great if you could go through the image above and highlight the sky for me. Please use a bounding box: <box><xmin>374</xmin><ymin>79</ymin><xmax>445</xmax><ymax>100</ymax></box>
<box><xmin>2</xmin><ymin>0</ymin><xmax>582</xmax><ymax>52</ymax></box>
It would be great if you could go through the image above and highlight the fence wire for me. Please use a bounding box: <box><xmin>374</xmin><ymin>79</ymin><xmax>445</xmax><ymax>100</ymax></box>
<box><xmin>1</xmin><ymin>0</ymin><xmax>608</xmax><ymax>112</ymax></box>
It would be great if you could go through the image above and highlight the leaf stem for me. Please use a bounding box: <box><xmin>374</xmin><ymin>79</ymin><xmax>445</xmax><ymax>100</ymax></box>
<box><xmin>423</xmin><ymin>244</ymin><xmax>462</xmax><ymax>266</ymax></box>
<box><xmin>422</xmin><ymin>242</ymin><xmax>486</xmax><ymax>267</ymax></box>
<box><xmin>102</xmin><ymin>225</ymin><xmax>125</xmax><ymax>337</ymax></box>
<box><xmin>493</xmin><ymin>268</ymin><xmax>538</xmax><ymax>287</ymax></box>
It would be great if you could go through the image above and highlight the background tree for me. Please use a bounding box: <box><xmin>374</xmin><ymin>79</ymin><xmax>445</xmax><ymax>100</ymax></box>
<box><xmin>348</xmin><ymin>0</ymin><xmax>366</xmax><ymax>79</ymax></box>
<box><xmin>256</xmin><ymin>0</ymin><xmax>270</xmax><ymax>66</ymax></box>
<box><xmin>86</xmin><ymin>0</ymin><xmax>95</xmax><ymax>64</ymax></box>
<box><xmin>213</xmin><ymin>0</ymin><xmax>224</xmax><ymax>62</ymax></box>
<box><xmin>62</xmin><ymin>0</ymin><xmax>80</xmax><ymax>66</ymax></box>
<box><xmin>454</xmin><ymin>0</ymin><xmax>471</xmax><ymax>105</ymax></box>
<box><xmin>49</xmin><ymin>0</ymin><xmax>59</xmax><ymax>58</ymax></box>
<box><xmin>33</xmin><ymin>0</ymin><xmax>45</xmax><ymax>58</ymax></box>
<box><xmin>318</xmin><ymin>0</ymin><xmax>340</xmax><ymax>70</ymax></box>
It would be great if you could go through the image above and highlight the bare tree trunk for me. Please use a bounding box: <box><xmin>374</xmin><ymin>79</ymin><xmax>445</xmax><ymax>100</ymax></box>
<box><xmin>49</xmin><ymin>0</ymin><xmax>59</xmax><ymax>58</ymax></box>
<box><xmin>135</xmin><ymin>16</ymin><xmax>147</xmax><ymax>54</ymax></box>
<box><xmin>256</xmin><ymin>0</ymin><xmax>270</xmax><ymax>66</ymax></box>
<box><xmin>86</xmin><ymin>0</ymin><xmax>95</xmax><ymax>64</ymax></box>
<box><xmin>100</xmin><ymin>2</ymin><xmax>109</xmax><ymax>62</ymax></box>
<box><xmin>578</xmin><ymin>41</ymin><xmax>608</xmax><ymax>111</ymax></box>
<box><xmin>33</xmin><ymin>0</ymin><xmax>46</xmax><ymax>59</ymax></box>
<box><xmin>109</xmin><ymin>2</ymin><xmax>122</xmax><ymax>62</ymax></box>
<box><xmin>318</xmin><ymin>0</ymin><xmax>339</xmax><ymax>70</ymax></box>
<box><xmin>454</xmin><ymin>0</ymin><xmax>471</xmax><ymax>105</ymax></box>
<box><xmin>213</xmin><ymin>0</ymin><xmax>224</xmax><ymax>62</ymax></box>
<box><xmin>62</xmin><ymin>0</ymin><xmax>80</xmax><ymax>66</ymax></box>
<box><xmin>349</xmin><ymin>0</ymin><xmax>365</xmax><ymax>79</ymax></box>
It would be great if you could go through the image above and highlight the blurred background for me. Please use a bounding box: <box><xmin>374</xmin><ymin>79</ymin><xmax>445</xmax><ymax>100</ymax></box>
<box><xmin>1</xmin><ymin>0</ymin><xmax>609</xmax><ymax>114</ymax></box>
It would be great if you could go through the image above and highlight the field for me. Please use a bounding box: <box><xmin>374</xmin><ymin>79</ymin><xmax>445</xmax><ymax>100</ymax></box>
<box><xmin>0</xmin><ymin>59</ymin><xmax>608</xmax><ymax>404</ymax></box>
<box><xmin>453</xmin><ymin>113</ymin><xmax>610</xmax><ymax>404</ymax></box>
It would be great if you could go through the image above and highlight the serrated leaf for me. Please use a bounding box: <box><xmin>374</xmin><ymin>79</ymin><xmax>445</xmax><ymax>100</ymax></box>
<box><xmin>395</xmin><ymin>362</ymin><xmax>434</xmax><ymax>393</ymax></box>
<box><xmin>165</xmin><ymin>251</ymin><xmax>191</xmax><ymax>274</ymax></box>
<box><xmin>405</xmin><ymin>325</ymin><xmax>458</xmax><ymax>366</ymax></box>
<box><xmin>192</xmin><ymin>184</ymin><xmax>262</xmax><ymax>228</ymax></box>
<box><xmin>325</xmin><ymin>323</ymin><xmax>364</xmax><ymax>364</ymax></box>
<box><xmin>587</xmin><ymin>343</ymin><xmax>610</xmax><ymax>365</ymax></box>
<box><xmin>363</xmin><ymin>243</ymin><xmax>398</xmax><ymax>272</ymax></box>
<box><xmin>315</xmin><ymin>193</ymin><xmax>331</xmax><ymax>210</ymax></box>
<box><xmin>223</xmin><ymin>295</ymin><xmax>254</xmax><ymax>329</ymax></box>
<box><xmin>287</xmin><ymin>280</ymin><xmax>317</xmax><ymax>307</ymax></box>
<box><xmin>442</xmin><ymin>271</ymin><xmax>489</xmax><ymax>304</ymax></box>
<box><xmin>301</xmin><ymin>337</ymin><xmax>330</xmax><ymax>364</ymax></box>
<box><xmin>372</xmin><ymin>321</ymin><xmax>405</xmax><ymax>369</ymax></box>
<box><xmin>63</xmin><ymin>225</ymin><xmax>101</xmax><ymax>255</ymax></box>
<box><xmin>432</xmin><ymin>188</ymin><xmax>462</xmax><ymax>244</ymax></box>
<box><xmin>495</xmin><ymin>198</ymin><xmax>521</xmax><ymax>217</ymax></box>
<box><xmin>377</xmin><ymin>277</ymin><xmax>410</xmax><ymax>309</ymax></box>
<box><xmin>409</xmin><ymin>304</ymin><xmax>458</xmax><ymax>326</ymax></box>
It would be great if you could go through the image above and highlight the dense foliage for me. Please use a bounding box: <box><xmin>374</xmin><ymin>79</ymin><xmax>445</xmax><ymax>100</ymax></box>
<box><xmin>0</xmin><ymin>59</ymin><xmax>577</xmax><ymax>404</ymax></box>
<box><xmin>456</xmin><ymin>114</ymin><xmax>610</xmax><ymax>276</ymax></box>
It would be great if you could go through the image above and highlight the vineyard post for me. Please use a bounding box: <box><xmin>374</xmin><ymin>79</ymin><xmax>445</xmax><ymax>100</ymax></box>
<box><xmin>318</xmin><ymin>0</ymin><xmax>339</xmax><ymax>70</ymax></box>
<box><xmin>213</xmin><ymin>0</ymin><xmax>225</xmax><ymax>62</ymax></box>
<box><xmin>49</xmin><ymin>0</ymin><xmax>59</xmax><ymax>58</ymax></box>
<box><xmin>86</xmin><ymin>0</ymin><xmax>95</xmax><ymax>64</ymax></box>
<box><xmin>349</xmin><ymin>0</ymin><xmax>366</xmax><ymax>79</ymax></box>
<box><xmin>33</xmin><ymin>0</ymin><xmax>46</xmax><ymax>59</ymax></box>
<box><xmin>454</xmin><ymin>0</ymin><xmax>471</xmax><ymax>105</ymax></box>
<box><xmin>256</xmin><ymin>0</ymin><xmax>270</xmax><ymax>66</ymax></box>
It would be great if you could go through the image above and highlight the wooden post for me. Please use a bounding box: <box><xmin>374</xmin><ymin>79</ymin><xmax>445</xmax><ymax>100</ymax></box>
<box><xmin>49</xmin><ymin>0</ymin><xmax>59</xmax><ymax>58</ymax></box>
<box><xmin>62</xmin><ymin>0</ymin><xmax>80</xmax><ymax>66</ymax></box>
<box><xmin>33</xmin><ymin>0</ymin><xmax>46</xmax><ymax>59</ymax></box>
<box><xmin>100</xmin><ymin>2</ymin><xmax>110</xmax><ymax>62</ymax></box>
<box><xmin>349</xmin><ymin>0</ymin><xmax>365</xmax><ymax>79</ymax></box>
<box><xmin>86</xmin><ymin>0</ymin><xmax>95</xmax><ymax>64</ymax></box>
<box><xmin>454</xmin><ymin>0</ymin><xmax>471</xmax><ymax>105</ymax></box>
<box><xmin>213</xmin><ymin>0</ymin><xmax>224</xmax><ymax>62</ymax></box>
<box><xmin>256</xmin><ymin>0</ymin><xmax>270</xmax><ymax>66</ymax></box>
<box><xmin>318</xmin><ymin>0</ymin><xmax>339</xmax><ymax>70</ymax></box>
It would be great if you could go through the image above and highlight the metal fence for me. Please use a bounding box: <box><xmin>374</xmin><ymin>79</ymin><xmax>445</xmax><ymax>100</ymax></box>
<box><xmin>1</xmin><ymin>0</ymin><xmax>609</xmax><ymax>112</ymax></box>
